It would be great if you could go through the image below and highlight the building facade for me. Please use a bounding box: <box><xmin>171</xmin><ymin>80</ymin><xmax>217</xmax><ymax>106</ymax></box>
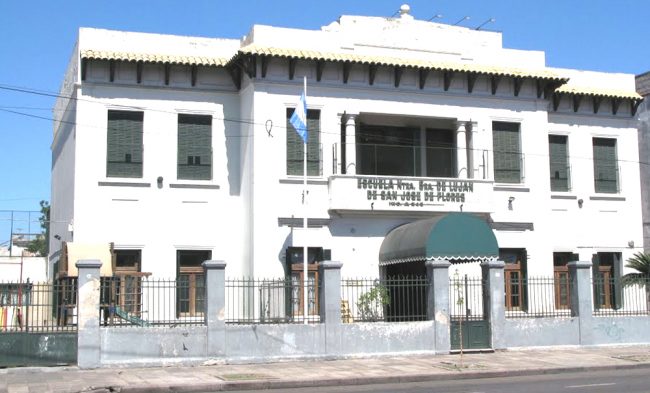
<box><xmin>636</xmin><ymin>71</ymin><xmax>650</xmax><ymax>251</ymax></box>
<box><xmin>51</xmin><ymin>7</ymin><xmax>643</xmax><ymax>317</ymax></box>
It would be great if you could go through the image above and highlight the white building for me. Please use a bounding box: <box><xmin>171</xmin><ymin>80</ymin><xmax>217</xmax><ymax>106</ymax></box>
<box><xmin>51</xmin><ymin>6</ymin><xmax>643</xmax><ymax>316</ymax></box>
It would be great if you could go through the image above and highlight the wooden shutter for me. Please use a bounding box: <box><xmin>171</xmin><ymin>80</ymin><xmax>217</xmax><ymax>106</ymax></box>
<box><xmin>492</xmin><ymin>122</ymin><xmax>521</xmax><ymax>183</ymax></box>
<box><xmin>592</xmin><ymin>138</ymin><xmax>617</xmax><ymax>193</ymax></box>
<box><xmin>107</xmin><ymin>110</ymin><xmax>143</xmax><ymax>178</ymax></box>
<box><xmin>177</xmin><ymin>114</ymin><xmax>212</xmax><ymax>180</ymax></box>
<box><xmin>286</xmin><ymin>109</ymin><xmax>320</xmax><ymax>176</ymax></box>
<box><xmin>549</xmin><ymin>135</ymin><xmax>569</xmax><ymax>191</ymax></box>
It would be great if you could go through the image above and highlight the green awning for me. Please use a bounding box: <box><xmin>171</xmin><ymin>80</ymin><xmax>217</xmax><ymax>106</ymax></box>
<box><xmin>379</xmin><ymin>213</ymin><xmax>498</xmax><ymax>265</ymax></box>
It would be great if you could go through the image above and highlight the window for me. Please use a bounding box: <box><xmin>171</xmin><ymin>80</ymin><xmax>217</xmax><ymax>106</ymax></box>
<box><xmin>426</xmin><ymin>129</ymin><xmax>456</xmax><ymax>178</ymax></box>
<box><xmin>287</xmin><ymin>109</ymin><xmax>321</xmax><ymax>176</ymax></box>
<box><xmin>549</xmin><ymin>135</ymin><xmax>569</xmax><ymax>191</ymax></box>
<box><xmin>500</xmin><ymin>248</ymin><xmax>527</xmax><ymax>311</ymax></box>
<box><xmin>492</xmin><ymin>122</ymin><xmax>522</xmax><ymax>183</ymax></box>
<box><xmin>553</xmin><ymin>252</ymin><xmax>578</xmax><ymax>309</ymax></box>
<box><xmin>592</xmin><ymin>252</ymin><xmax>622</xmax><ymax>310</ymax></box>
<box><xmin>285</xmin><ymin>247</ymin><xmax>329</xmax><ymax>319</ymax></box>
<box><xmin>107</xmin><ymin>110</ymin><xmax>143</xmax><ymax>178</ymax></box>
<box><xmin>102</xmin><ymin>250</ymin><xmax>143</xmax><ymax>323</ymax></box>
<box><xmin>178</xmin><ymin>114</ymin><xmax>212</xmax><ymax>180</ymax></box>
<box><xmin>177</xmin><ymin>250</ymin><xmax>209</xmax><ymax>317</ymax></box>
<box><xmin>593</xmin><ymin>138</ymin><xmax>618</xmax><ymax>193</ymax></box>
<box><xmin>357</xmin><ymin>125</ymin><xmax>420</xmax><ymax>176</ymax></box>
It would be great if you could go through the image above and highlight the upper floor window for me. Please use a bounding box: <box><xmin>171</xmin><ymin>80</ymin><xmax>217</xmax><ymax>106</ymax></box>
<box><xmin>492</xmin><ymin>122</ymin><xmax>522</xmax><ymax>183</ymax></box>
<box><xmin>592</xmin><ymin>137</ymin><xmax>618</xmax><ymax>193</ymax></box>
<box><xmin>177</xmin><ymin>114</ymin><xmax>212</xmax><ymax>180</ymax></box>
<box><xmin>286</xmin><ymin>108</ymin><xmax>321</xmax><ymax>176</ymax></box>
<box><xmin>107</xmin><ymin>110</ymin><xmax>143</xmax><ymax>178</ymax></box>
<box><xmin>549</xmin><ymin>135</ymin><xmax>570</xmax><ymax>192</ymax></box>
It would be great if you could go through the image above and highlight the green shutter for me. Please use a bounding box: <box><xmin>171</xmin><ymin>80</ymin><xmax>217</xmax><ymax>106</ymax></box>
<box><xmin>107</xmin><ymin>110</ymin><xmax>143</xmax><ymax>178</ymax></box>
<box><xmin>177</xmin><ymin>114</ymin><xmax>212</xmax><ymax>180</ymax></box>
<box><xmin>593</xmin><ymin>138</ymin><xmax>618</xmax><ymax>193</ymax></box>
<box><xmin>492</xmin><ymin>122</ymin><xmax>521</xmax><ymax>183</ymax></box>
<box><xmin>286</xmin><ymin>109</ymin><xmax>320</xmax><ymax>176</ymax></box>
<box><xmin>549</xmin><ymin>135</ymin><xmax>569</xmax><ymax>191</ymax></box>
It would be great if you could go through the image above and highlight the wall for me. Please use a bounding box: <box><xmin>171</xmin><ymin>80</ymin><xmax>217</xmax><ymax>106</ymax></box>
<box><xmin>504</xmin><ymin>318</ymin><xmax>580</xmax><ymax>348</ymax></box>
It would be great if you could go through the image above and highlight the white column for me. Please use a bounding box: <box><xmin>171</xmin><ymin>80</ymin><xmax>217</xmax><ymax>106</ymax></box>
<box><xmin>344</xmin><ymin>114</ymin><xmax>357</xmax><ymax>175</ymax></box>
<box><xmin>455</xmin><ymin>121</ymin><xmax>468</xmax><ymax>179</ymax></box>
<box><xmin>466</xmin><ymin>121</ymin><xmax>477</xmax><ymax>179</ymax></box>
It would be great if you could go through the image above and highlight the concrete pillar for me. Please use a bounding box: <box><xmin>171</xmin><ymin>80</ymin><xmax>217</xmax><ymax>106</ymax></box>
<box><xmin>481</xmin><ymin>260</ymin><xmax>506</xmax><ymax>350</ymax></box>
<box><xmin>203</xmin><ymin>260</ymin><xmax>227</xmax><ymax>357</ymax></box>
<box><xmin>455</xmin><ymin>121</ymin><xmax>468</xmax><ymax>179</ymax></box>
<box><xmin>320</xmin><ymin>260</ymin><xmax>343</xmax><ymax>355</ymax></box>
<box><xmin>568</xmin><ymin>260</ymin><xmax>594</xmax><ymax>345</ymax></box>
<box><xmin>344</xmin><ymin>114</ymin><xmax>357</xmax><ymax>175</ymax></box>
<box><xmin>76</xmin><ymin>259</ymin><xmax>102</xmax><ymax>369</ymax></box>
<box><xmin>426</xmin><ymin>260</ymin><xmax>451</xmax><ymax>354</ymax></box>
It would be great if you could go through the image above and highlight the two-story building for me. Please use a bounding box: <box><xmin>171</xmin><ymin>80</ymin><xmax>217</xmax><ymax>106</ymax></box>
<box><xmin>50</xmin><ymin>6</ymin><xmax>643</xmax><ymax>317</ymax></box>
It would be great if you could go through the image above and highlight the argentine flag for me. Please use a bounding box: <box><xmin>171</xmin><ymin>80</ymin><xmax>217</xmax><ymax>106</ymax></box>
<box><xmin>290</xmin><ymin>92</ymin><xmax>308</xmax><ymax>144</ymax></box>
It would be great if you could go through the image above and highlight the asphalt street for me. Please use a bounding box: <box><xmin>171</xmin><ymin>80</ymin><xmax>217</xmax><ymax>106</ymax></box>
<box><xmin>231</xmin><ymin>368</ymin><xmax>650</xmax><ymax>393</ymax></box>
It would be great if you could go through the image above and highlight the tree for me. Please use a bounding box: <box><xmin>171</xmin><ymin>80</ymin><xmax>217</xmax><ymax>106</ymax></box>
<box><xmin>26</xmin><ymin>200</ymin><xmax>50</xmax><ymax>256</ymax></box>
<box><xmin>622</xmin><ymin>252</ymin><xmax>650</xmax><ymax>312</ymax></box>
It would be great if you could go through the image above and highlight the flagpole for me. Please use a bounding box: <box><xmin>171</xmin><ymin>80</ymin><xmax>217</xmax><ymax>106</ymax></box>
<box><xmin>302</xmin><ymin>76</ymin><xmax>308</xmax><ymax>325</ymax></box>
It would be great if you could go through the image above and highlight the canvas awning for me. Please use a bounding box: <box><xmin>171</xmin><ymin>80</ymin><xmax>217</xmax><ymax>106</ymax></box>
<box><xmin>379</xmin><ymin>213</ymin><xmax>498</xmax><ymax>265</ymax></box>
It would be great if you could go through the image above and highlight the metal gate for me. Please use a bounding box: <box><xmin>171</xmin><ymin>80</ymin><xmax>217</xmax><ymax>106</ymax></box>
<box><xmin>0</xmin><ymin>279</ymin><xmax>77</xmax><ymax>367</ymax></box>
<box><xmin>449</xmin><ymin>275</ymin><xmax>490</xmax><ymax>350</ymax></box>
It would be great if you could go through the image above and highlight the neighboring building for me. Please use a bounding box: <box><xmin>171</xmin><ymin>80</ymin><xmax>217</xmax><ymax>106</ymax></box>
<box><xmin>636</xmin><ymin>71</ymin><xmax>650</xmax><ymax>251</ymax></box>
<box><xmin>50</xmin><ymin>6</ymin><xmax>643</xmax><ymax>317</ymax></box>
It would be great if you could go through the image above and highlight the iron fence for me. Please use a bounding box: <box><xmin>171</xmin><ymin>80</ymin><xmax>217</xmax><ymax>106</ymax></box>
<box><xmin>593</xmin><ymin>277</ymin><xmax>650</xmax><ymax>317</ymax></box>
<box><xmin>0</xmin><ymin>279</ymin><xmax>77</xmax><ymax>332</ymax></box>
<box><xmin>100</xmin><ymin>276</ymin><xmax>205</xmax><ymax>327</ymax></box>
<box><xmin>449</xmin><ymin>276</ymin><xmax>485</xmax><ymax>321</ymax></box>
<box><xmin>505</xmin><ymin>277</ymin><xmax>572</xmax><ymax>319</ymax></box>
<box><xmin>225</xmin><ymin>277</ymin><xmax>321</xmax><ymax>324</ymax></box>
<box><xmin>340</xmin><ymin>276</ymin><xmax>428</xmax><ymax>322</ymax></box>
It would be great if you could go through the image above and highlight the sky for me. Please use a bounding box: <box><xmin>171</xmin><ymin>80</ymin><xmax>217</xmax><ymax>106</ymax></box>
<box><xmin>0</xmin><ymin>0</ymin><xmax>649</xmax><ymax>244</ymax></box>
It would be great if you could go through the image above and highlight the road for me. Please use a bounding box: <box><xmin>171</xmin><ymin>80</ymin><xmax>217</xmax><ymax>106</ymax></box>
<box><xmin>230</xmin><ymin>368</ymin><xmax>650</xmax><ymax>393</ymax></box>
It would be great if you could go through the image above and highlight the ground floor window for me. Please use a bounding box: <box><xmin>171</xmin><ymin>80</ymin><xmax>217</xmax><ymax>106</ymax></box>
<box><xmin>500</xmin><ymin>249</ymin><xmax>527</xmax><ymax>311</ymax></box>
<box><xmin>593</xmin><ymin>252</ymin><xmax>622</xmax><ymax>310</ymax></box>
<box><xmin>552</xmin><ymin>252</ymin><xmax>577</xmax><ymax>309</ymax></box>
<box><xmin>177</xmin><ymin>250</ymin><xmax>209</xmax><ymax>317</ymax></box>
<box><xmin>285</xmin><ymin>247</ymin><xmax>329</xmax><ymax>318</ymax></box>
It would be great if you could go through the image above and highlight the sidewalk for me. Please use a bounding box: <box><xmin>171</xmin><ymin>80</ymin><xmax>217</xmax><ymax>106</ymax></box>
<box><xmin>3</xmin><ymin>346</ymin><xmax>650</xmax><ymax>393</ymax></box>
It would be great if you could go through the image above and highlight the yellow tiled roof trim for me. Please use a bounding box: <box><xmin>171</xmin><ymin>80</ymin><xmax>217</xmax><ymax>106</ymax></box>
<box><xmin>239</xmin><ymin>45</ymin><xmax>567</xmax><ymax>81</ymax></box>
<box><xmin>555</xmin><ymin>85</ymin><xmax>642</xmax><ymax>100</ymax></box>
<box><xmin>81</xmin><ymin>50</ymin><xmax>230</xmax><ymax>67</ymax></box>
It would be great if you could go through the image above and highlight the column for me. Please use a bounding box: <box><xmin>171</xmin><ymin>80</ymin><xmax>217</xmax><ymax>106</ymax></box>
<box><xmin>203</xmin><ymin>260</ymin><xmax>227</xmax><ymax>357</ymax></box>
<box><xmin>568</xmin><ymin>260</ymin><xmax>594</xmax><ymax>345</ymax></box>
<box><xmin>76</xmin><ymin>259</ymin><xmax>102</xmax><ymax>369</ymax></box>
<box><xmin>481</xmin><ymin>259</ymin><xmax>506</xmax><ymax>350</ymax></box>
<box><xmin>344</xmin><ymin>114</ymin><xmax>357</xmax><ymax>175</ymax></box>
<box><xmin>426</xmin><ymin>260</ymin><xmax>451</xmax><ymax>354</ymax></box>
<box><xmin>466</xmin><ymin>121</ymin><xmax>477</xmax><ymax>179</ymax></box>
<box><xmin>320</xmin><ymin>260</ymin><xmax>343</xmax><ymax>355</ymax></box>
<box><xmin>455</xmin><ymin>121</ymin><xmax>468</xmax><ymax>179</ymax></box>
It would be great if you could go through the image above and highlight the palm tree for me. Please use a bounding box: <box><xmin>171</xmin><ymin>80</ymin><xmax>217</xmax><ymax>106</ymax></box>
<box><xmin>622</xmin><ymin>252</ymin><xmax>650</xmax><ymax>312</ymax></box>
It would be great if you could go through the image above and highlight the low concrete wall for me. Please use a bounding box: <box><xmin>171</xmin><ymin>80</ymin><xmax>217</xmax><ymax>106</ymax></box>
<box><xmin>339</xmin><ymin>321</ymin><xmax>436</xmax><ymax>355</ymax></box>
<box><xmin>100</xmin><ymin>326</ymin><xmax>207</xmax><ymax>366</ymax></box>
<box><xmin>591</xmin><ymin>317</ymin><xmax>650</xmax><ymax>345</ymax></box>
<box><xmin>0</xmin><ymin>332</ymin><xmax>76</xmax><ymax>367</ymax></box>
<box><xmin>505</xmin><ymin>318</ymin><xmax>579</xmax><ymax>348</ymax></box>
<box><xmin>225</xmin><ymin>324</ymin><xmax>326</xmax><ymax>360</ymax></box>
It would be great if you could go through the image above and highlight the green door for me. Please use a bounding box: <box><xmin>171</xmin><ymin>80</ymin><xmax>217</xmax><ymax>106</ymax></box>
<box><xmin>449</xmin><ymin>275</ymin><xmax>490</xmax><ymax>350</ymax></box>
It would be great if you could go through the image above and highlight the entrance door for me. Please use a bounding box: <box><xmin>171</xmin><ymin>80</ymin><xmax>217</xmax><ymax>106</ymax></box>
<box><xmin>450</xmin><ymin>274</ymin><xmax>490</xmax><ymax>350</ymax></box>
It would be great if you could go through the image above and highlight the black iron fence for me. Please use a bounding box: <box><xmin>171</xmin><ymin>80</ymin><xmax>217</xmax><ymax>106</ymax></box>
<box><xmin>225</xmin><ymin>277</ymin><xmax>321</xmax><ymax>324</ymax></box>
<box><xmin>99</xmin><ymin>276</ymin><xmax>205</xmax><ymax>327</ymax></box>
<box><xmin>505</xmin><ymin>277</ymin><xmax>573</xmax><ymax>319</ymax></box>
<box><xmin>340</xmin><ymin>276</ymin><xmax>428</xmax><ymax>322</ymax></box>
<box><xmin>0</xmin><ymin>279</ymin><xmax>77</xmax><ymax>332</ymax></box>
<box><xmin>593</xmin><ymin>277</ymin><xmax>650</xmax><ymax>317</ymax></box>
<box><xmin>449</xmin><ymin>276</ymin><xmax>485</xmax><ymax>321</ymax></box>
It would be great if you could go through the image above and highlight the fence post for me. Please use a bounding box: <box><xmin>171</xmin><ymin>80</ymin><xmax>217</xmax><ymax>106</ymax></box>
<box><xmin>426</xmin><ymin>260</ymin><xmax>451</xmax><ymax>354</ymax></box>
<box><xmin>320</xmin><ymin>260</ymin><xmax>343</xmax><ymax>354</ymax></box>
<box><xmin>568</xmin><ymin>260</ymin><xmax>594</xmax><ymax>345</ymax></box>
<box><xmin>76</xmin><ymin>259</ymin><xmax>102</xmax><ymax>369</ymax></box>
<box><xmin>481</xmin><ymin>260</ymin><xmax>506</xmax><ymax>350</ymax></box>
<box><xmin>203</xmin><ymin>260</ymin><xmax>227</xmax><ymax>358</ymax></box>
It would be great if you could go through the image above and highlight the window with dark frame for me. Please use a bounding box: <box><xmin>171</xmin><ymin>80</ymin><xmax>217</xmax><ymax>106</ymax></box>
<box><xmin>592</xmin><ymin>252</ymin><xmax>622</xmax><ymax>310</ymax></box>
<box><xmin>553</xmin><ymin>252</ymin><xmax>578</xmax><ymax>309</ymax></box>
<box><xmin>177</xmin><ymin>114</ymin><xmax>212</xmax><ymax>180</ymax></box>
<box><xmin>177</xmin><ymin>250</ymin><xmax>209</xmax><ymax>317</ymax></box>
<box><xmin>107</xmin><ymin>110</ymin><xmax>144</xmax><ymax>178</ymax></box>
<box><xmin>500</xmin><ymin>248</ymin><xmax>527</xmax><ymax>312</ymax></box>
<box><xmin>492</xmin><ymin>121</ymin><xmax>522</xmax><ymax>183</ymax></box>
<box><xmin>548</xmin><ymin>135</ymin><xmax>569</xmax><ymax>192</ymax></box>
<box><xmin>592</xmin><ymin>137</ymin><xmax>618</xmax><ymax>193</ymax></box>
<box><xmin>286</xmin><ymin>109</ymin><xmax>321</xmax><ymax>176</ymax></box>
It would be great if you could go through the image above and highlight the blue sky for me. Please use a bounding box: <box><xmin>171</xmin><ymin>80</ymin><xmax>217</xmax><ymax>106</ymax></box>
<box><xmin>0</xmin><ymin>0</ymin><xmax>648</xmax><ymax>243</ymax></box>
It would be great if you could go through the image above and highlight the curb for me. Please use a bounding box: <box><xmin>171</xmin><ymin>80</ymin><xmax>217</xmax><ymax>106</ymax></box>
<box><xmin>117</xmin><ymin>361</ymin><xmax>650</xmax><ymax>393</ymax></box>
